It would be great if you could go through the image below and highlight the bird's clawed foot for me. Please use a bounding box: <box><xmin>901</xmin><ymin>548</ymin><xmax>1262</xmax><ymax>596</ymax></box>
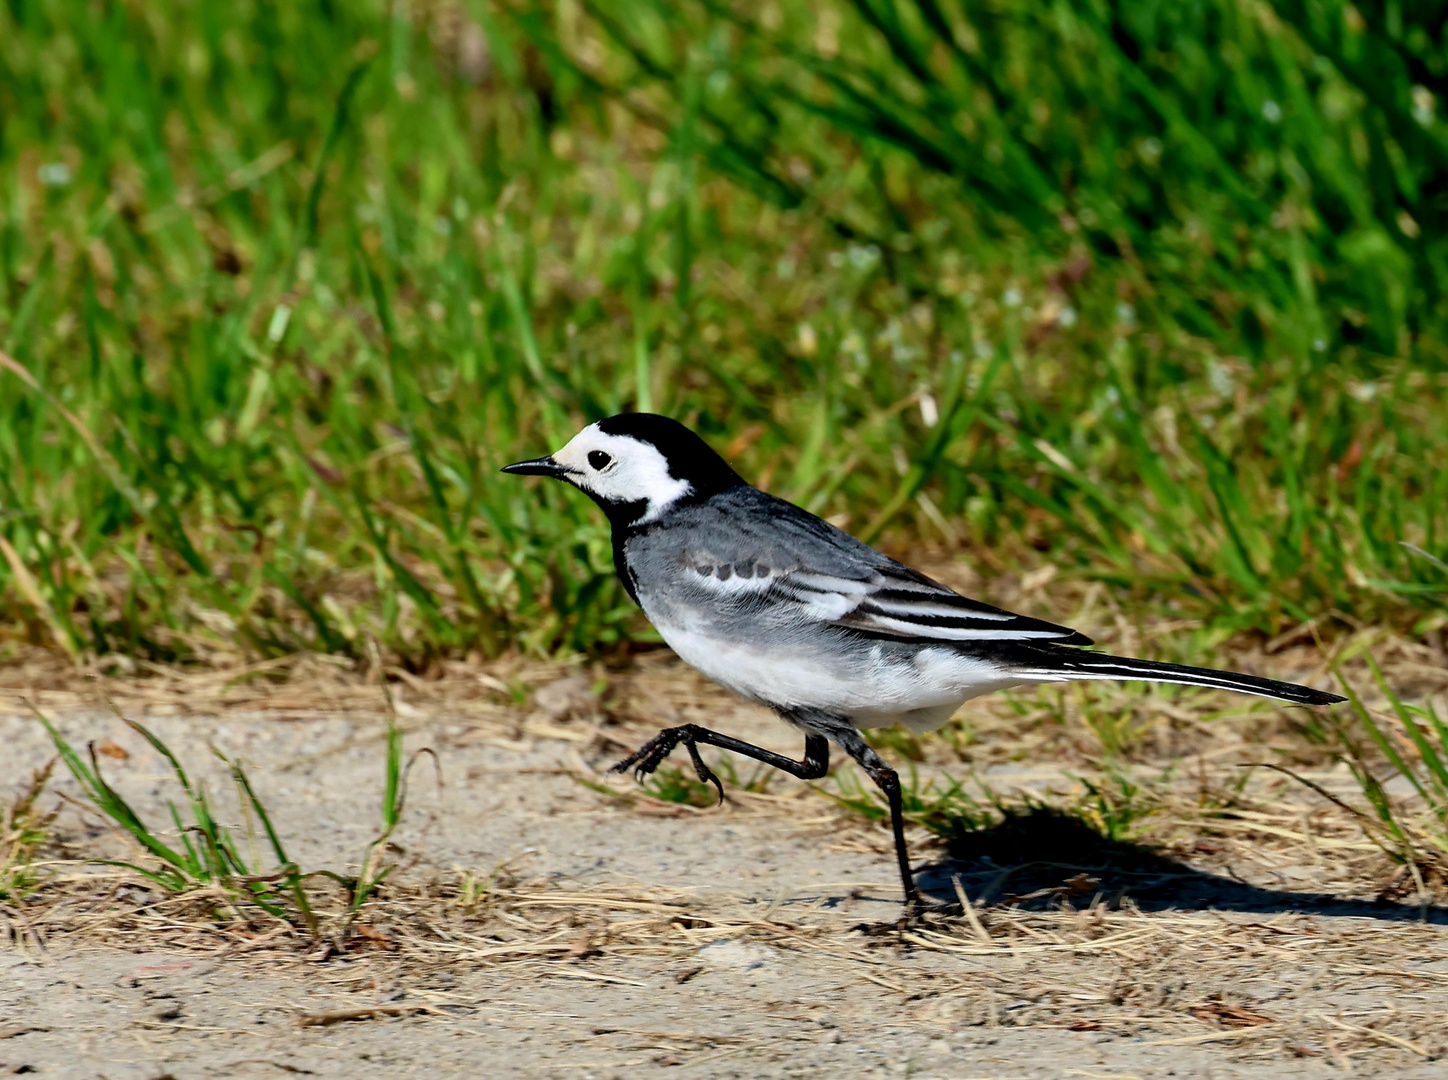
<box><xmin>897</xmin><ymin>896</ymin><xmax>960</xmax><ymax>929</ymax></box>
<box><xmin>609</xmin><ymin>725</ymin><xmax>726</xmax><ymax>806</ymax></box>
<box><xmin>682</xmin><ymin>741</ymin><xmax>726</xmax><ymax>805</ymax></box>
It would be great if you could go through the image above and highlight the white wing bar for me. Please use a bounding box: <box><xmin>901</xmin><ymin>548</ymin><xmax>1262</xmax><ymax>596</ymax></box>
<box><xmin>686</xmin><ymin>562</ymin><xmax>1081</xmax><ymax>643</ymax></box>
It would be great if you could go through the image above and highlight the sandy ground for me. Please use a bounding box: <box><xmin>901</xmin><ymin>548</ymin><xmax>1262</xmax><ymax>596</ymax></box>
<box><xmin>3</xmin><ymin>655</ymin><xmax>1448</xmax><ymax>1078</ymax></box>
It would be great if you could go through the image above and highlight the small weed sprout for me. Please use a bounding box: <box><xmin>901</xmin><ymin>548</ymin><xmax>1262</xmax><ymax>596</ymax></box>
<box><xmin>28</xmin><ymin>700</ymin><xmax>435</xmax><ymax>943</ymax></box>
<box><xmin>1336</xmin><ymin>659</ymin><xmax>1448</xmax><ymax>888</ymax></box>
<box><xmin>452</xmin><ymin>865</ymin><xmax>493</xmax><ymax>916</ymax></box>
<box><xmin>575</xmin><ymin>756</ymin><xmax>772</xmax><ymax>808</ymax></box>
<box><xmin>642</xmin><ymin>758</ymin><xmax>774</xmax><ymax>806</ymax></box>
<box><xmin>31</xmin><ymin>704</ymin><xmax>319</xmax><ymax>926</ymax></box>
<box><xmin>1082</xmin><ymin>698</ymin><xmax>1158</xmax><ymax>761</ymax></box>
<box><xmin>346</xmin><ymin>713</ymin><xmax>440</xmax><ymax>917</ymax></box>
<box><xmin>450</xmin><ymin>859</ymin><xmax>519</xmax><ymax>917</ymax></box>
<box><xmin>1</xmin><ymin>758</ymin><xmax>58</xmax><ymax>901</ymax></box>
<box><xmin>1069</xmin><ymin>770</ymin><xmax>1159</xmax><ymax>843</ymax></box>
<box><xmin>826</xmin><ymin>740</ymin><xmax>1165</xmax><ymax>850</ymax></box>
<box><xmin>642</xmin><ymin>765</ymin><xmax>723</xmax><ymax>808</ymax></box>
<box><xmin>1266</xmin><ymin>654</ymin><xmax>1448</xmax><ymax>898</ymax></box>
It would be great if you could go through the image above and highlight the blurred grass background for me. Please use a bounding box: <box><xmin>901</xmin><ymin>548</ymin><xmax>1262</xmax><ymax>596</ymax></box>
<box><xmin>0</xmin><ymin>0</ymin><xmax>1444</xmax><ymax>669</ymax></box>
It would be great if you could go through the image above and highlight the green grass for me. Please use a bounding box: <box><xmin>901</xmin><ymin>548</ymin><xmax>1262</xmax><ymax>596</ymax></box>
<box><xmin>577</xmin><ymin>756</ymin><xmax>775</xmax><ymax>808</ymax></box>
<box><xmin>829</xmin><ymin>766</ymin><xmax>1000</xmax><ymax>845</ymax></box>
<box><xmin>641</xmin><ymin>763</ymin><xmax>729</xmax><ymax>807</ymax></box>
<box><xmin>0</xmin><ymin>0</ymin><xmax>1444</xmax><ymax>670</ymax></box>
<box><xmin>828</xmin><ymin>759</ymin><xmax>1159</xmax><ymax>850</ymax></box>
<box><xmin>28</xmin><ymin>701</ymin><xmax>422</xmax><ymax>938</ymax></box>
<box><xmin>0</xmin><ymin>757</ymin><xmax>56</xmax><ymax>901</ymax></box>
<box><xmin>1319</xmin><ymin>655</ymin><xmax>1448</xmax><ymax>880</ymax></box>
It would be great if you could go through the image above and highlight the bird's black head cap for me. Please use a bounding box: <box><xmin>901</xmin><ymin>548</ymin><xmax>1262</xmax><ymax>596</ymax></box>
<box><xmin>594</xmin><ymin>413</ymin><xmax>744</xmax><ymax>502</ymax></box>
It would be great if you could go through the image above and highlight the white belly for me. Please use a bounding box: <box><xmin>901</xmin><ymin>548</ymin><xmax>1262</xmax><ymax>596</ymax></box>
<box><xmin>649</xmin><ymin>610</ymin><xmax>1021</xmax><ymax>734</ymax></box>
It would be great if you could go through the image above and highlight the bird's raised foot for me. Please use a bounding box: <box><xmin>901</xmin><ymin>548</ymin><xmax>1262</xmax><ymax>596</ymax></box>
<box><xmin>609</xmin><ymin>728</ymin><xmax>680</xmax><ymax>780</ymax></box>
<box><xmin>609</xmin><ymin>725</ymin><xmax>726</xmax><ymax>805</ymax></box>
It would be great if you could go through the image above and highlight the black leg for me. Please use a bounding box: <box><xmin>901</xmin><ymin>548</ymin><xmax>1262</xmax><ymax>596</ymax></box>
<box><xmin>832</xmin><ymin>728</ymin><xmax>918</xmax><ymax>912</ymax></box>
<box><xmin>612</xmin><ymin>716</ymin><xmax>918</xmax><ymax>913</ymax></box>
<box><xmin>611</xmin><ymin>726</ymin><xmax>829</xmax><ymax>805</ymax></box>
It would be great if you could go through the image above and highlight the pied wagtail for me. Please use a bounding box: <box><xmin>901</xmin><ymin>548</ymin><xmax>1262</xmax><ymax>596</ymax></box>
<box><xmin>505</xmin><ymin>413</ymin><xmax>1344</xmax><ymax>911</ymax></box>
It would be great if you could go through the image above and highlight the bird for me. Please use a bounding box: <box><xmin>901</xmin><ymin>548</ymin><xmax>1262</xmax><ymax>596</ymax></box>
<box><xmin>503</xmin><ymin>413</ymin><xmax>1345</xmax><ymax>912</ymax></box>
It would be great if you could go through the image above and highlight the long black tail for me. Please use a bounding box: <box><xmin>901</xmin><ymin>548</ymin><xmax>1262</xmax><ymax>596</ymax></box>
<box><xmin>1007</xmin><ymin>644</ymin><xmax>1345</xmax><ymax>706</ymax></box>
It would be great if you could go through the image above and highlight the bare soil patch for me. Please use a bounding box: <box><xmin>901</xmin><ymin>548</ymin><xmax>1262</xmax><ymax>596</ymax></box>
<box><xmin>2</xmin><ymin>645</ymin><xmax>1448</xmax><ymax>1078</ymax></box>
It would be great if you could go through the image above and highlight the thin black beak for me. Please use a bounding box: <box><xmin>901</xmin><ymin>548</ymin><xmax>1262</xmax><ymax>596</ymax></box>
<box><xmin>501</xmin><ymin>455</ymin><xmax>568</xmax><ymax>479</ymax></box>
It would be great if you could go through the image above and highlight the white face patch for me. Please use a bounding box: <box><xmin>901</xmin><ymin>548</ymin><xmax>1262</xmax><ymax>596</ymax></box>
<box><xmin>551</xmin><ymin>424</ymin><xmax>693</xmax><ymax>524</ymax></box>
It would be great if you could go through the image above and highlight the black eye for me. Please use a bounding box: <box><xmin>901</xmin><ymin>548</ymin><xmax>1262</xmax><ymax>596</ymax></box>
<box><xmin>587</xmin><ymin>450</ymin><xmax>612</xmax><ymax>470</ymax></box>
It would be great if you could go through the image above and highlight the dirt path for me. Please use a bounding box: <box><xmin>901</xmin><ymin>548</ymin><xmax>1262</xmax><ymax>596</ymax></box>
<box><xmin>12</xmin><ymin>939</ymin><xmax>1440</xmax><ymax>1080</ymax></box>
<box><xmin>3</xmin><ymin>661</ymin><xmax>1447</xmax><ymax>1078</ymax></box>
